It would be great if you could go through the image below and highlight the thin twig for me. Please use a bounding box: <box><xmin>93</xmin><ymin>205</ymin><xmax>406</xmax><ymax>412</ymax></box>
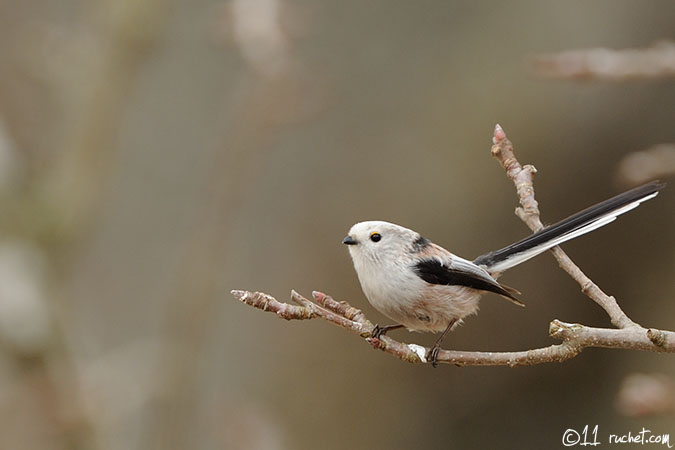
<box><xmin>491</xmin><ymin>124</ymin><xmax>637</xmax><ymax>329</ymax></box>
<box><xmin>232</xmin><ymin>290</ymin><xmax>675</xmax><ymax>366</ymax></box>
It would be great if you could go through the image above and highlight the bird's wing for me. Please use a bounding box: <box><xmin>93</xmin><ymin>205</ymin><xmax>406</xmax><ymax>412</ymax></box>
<box><xmin>412</xmin><ymin>255</ymin><xmax>524</xmax><ymax>306</ymax></box>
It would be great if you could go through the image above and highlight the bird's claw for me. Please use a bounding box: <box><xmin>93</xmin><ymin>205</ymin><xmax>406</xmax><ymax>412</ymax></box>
<box><xmin>427</xmin><ymin>345</ymin><xmax>441</xmax><ymax>368</ymax></box>
<box><xmin>371</xmin><ymin>324</ymin><xmax>385</xmax><ymax>340</ymax></box>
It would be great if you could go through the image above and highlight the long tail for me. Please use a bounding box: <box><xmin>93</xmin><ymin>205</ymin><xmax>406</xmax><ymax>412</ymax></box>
<box><xmin>473</xmin><ymin>181</ymin><xmax>665</xmax><ymax>273</ymax></box>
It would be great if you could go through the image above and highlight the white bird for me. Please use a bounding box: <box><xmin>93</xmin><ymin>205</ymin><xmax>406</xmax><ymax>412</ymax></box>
<box><xmin>343</xmin><ymin>181</ymin><xmax>664</xmax><ymax>366</ymax></box>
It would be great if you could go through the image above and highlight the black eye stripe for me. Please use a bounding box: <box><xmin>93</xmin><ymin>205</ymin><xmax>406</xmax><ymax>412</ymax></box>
<box><xmin>370</xmin><ymin>233</ymin><xmax>381</xmax><ymax>242</ymax></box>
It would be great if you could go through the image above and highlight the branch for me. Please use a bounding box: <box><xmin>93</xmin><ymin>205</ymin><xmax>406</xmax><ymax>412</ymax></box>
<box><xmin>232</xmin><ymin>125</ymin><xmax>675</xmax><ymax>366</ymax></box>
<box><xmin>232</xmin><ymin>290</ymin><xmax>674</xmax><ymax>367</ymax></box>
<box><xmin>491</xmin><ymin>124</ymin><xmax>637</xmax><ymax>329</ymax></box>
<box><xmin>532</xmin><ymin>41</ymin><xmax>675</xmax><ymax>81</ymax></box>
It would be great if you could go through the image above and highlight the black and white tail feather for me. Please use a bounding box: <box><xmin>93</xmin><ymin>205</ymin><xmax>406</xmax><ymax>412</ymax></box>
<box><xmin>473</xmin><ymin>181</ymin><xmax>664</xmax><ymax>274</ymax></box>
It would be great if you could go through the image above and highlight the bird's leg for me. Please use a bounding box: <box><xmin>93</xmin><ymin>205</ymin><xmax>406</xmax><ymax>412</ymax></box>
<box><xmin>427</xmin><ymin>319</ymin><xmax>457</xmax><ymax>368</ymax></box>
<box><xmin>372</xmin><ymin>324</ymin><xmax>404</xmax><ymax>339</ymax></box>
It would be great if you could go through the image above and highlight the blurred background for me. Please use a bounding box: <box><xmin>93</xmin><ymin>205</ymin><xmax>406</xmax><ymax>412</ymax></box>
<box><xmin>0</xmin><ymin>0</ymin><xmax>673</xmax><ymax>449</ymax></box>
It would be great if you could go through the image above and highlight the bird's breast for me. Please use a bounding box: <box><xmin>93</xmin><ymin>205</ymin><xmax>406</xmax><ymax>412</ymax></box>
<box><xmin>356</xmin><ymin>259</ymin><xmax>483</xmax><ymax>332</ymax></box>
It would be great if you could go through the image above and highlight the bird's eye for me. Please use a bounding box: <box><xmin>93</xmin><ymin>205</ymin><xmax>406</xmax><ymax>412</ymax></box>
<box><xmin>370</xmin><ymin>232</ymin><xmax>381</xmax><ymax>242</ymax></box>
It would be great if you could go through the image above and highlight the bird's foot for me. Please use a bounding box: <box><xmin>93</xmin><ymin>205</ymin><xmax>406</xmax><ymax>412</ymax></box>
<box><xmin>371</xmin><ymin>324</ymin><xmax>387</xmax><ymax>339</ymax></box>
<box><xmin>426</xmin><ymin>344</ymin><xmax>441</xmax><ymax>368</ymax></box>
<box><xmin>371</xmin><ymin>324</ymin><xmax>403</xmax><ymax>339</ymax></box>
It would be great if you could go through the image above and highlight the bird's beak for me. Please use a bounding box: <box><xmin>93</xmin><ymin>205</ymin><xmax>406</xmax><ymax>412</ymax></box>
<box><xmin>342</xmin><ymin>235</ymin><xmax>358</xmax><ymax>245</ymax></box>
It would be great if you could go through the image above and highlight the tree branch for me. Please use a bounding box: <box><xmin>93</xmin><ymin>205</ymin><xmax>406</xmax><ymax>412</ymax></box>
<box><xmin>532</xmin><ymin>41</ymin><xmax>675</xmax><ymax>81</ymax></box>
<box><xmin>232</xmin><ymin>290</ymin><xmax>674</xmax><ymax>367</ymax></box>
<box><xmin>232</xmin><ymin>125</ymin><xmax>675</xmax><ymax>366</ymax></box>
<box><xmin>491</xmin><ymin>124</ymin><xmax>638</xmax><ymax>329</ymax></box>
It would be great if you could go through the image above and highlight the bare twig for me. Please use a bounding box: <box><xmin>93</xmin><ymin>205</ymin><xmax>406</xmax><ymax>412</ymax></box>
<box><xmin>532</xmin><ymin>41</ymin><xmax>675</xmax><ymax>81</ymax></box>
<box><xmin>232</xmin><ymin>125</ymin><xmax>675</xmax><ymax>366</ymax></box>
<box><xmin>232</xmin><ymin>290</ymin><xmax>674</xmax><ymax>367</ymax></box>
<box><xmin>491</xmin><ymin>124</ymin><xmax>637</xmax><ymax>329</ymax></box>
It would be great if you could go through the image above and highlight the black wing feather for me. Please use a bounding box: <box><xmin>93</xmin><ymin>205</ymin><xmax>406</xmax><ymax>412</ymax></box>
<box><xmin>413</xmin><ymin>258</ymin><xmax>522</xmax><ymax>304</ymax></box>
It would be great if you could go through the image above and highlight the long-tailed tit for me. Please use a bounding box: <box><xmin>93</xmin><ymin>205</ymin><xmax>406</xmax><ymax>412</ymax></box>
<box><xmin>343</xmin><ymin>181</ymin><xmax>664</xmax><ymax>366</ymax></box>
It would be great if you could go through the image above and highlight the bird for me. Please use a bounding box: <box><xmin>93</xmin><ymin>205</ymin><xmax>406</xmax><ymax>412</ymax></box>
<box><xmin>342</xmin><ymin>181</ymin><xmax>664</xmax><ymax>366</ymax></box>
